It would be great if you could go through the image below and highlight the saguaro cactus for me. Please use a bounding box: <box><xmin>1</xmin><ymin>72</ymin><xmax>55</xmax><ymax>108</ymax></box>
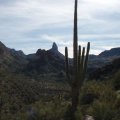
<box><xmin>65</xmin><ymin>0</ymin><xmax>90</xmax><ymax>119</ymax></box>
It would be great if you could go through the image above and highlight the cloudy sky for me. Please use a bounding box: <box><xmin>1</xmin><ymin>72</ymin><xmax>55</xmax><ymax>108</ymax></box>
<box><xmin>0</xmin><ymin>0</ymin><xmax>120</xmax><ymax>57</ymax></box>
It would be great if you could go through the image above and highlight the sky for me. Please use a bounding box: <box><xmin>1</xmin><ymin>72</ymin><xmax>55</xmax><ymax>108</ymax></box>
<box><xmin>0</xmin><ymin>0</ymin><xmax>120</xmax><ymax>57</ymax></box>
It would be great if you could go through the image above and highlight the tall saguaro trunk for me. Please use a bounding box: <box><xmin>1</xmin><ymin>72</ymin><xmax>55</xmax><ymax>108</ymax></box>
<box><xmin>73</xmin><ymin>0</ymin><xmax>78</xmax><ymax>78</ymax></box>
<box><xmin>72</xmin><ymin>0</ymin><xmax>79</xmax><ymax>118</ymax></box>
<box><xmin>65</xmin><ymin>0</ymin><xmax>91</xmax><ymax>119</ymax></box>
<box><xmin>71</xmin><ymin>85</ymin><xmax>80</xmax><ymax>119</ymax></box>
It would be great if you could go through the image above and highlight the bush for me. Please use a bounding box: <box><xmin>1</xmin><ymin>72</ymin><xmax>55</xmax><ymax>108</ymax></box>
<box><xmin>79</xmin><ymin>80</ymin><xmax>119</xmax><ymax>120</ymax></box>
<box><xmin>87</xmin><ymin>101</ymin><xmax>117</xmax><ymax>120</ymax></box>
<box><xmin>32</xmin><ymin>99</ymin><xmax>71</xmax><ymax>120</ymax></box>
<box><xmin>80</xmin><ymin>81</ymin><xmax>115</xmax><ymax>105</ymax></box>
<box><xmin>113</xmin><ymin>71</ymin><xmax>120</xmax><ymax>90</ymax></box>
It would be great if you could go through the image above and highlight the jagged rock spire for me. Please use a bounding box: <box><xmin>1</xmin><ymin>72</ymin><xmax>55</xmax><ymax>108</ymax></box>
<box><xmin>51</xmin><ymin>42</ymin><xmax>58</xmax><ymax>51</ymax></box>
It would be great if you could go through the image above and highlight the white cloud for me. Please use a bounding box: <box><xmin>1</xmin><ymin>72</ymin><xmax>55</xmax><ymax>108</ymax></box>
<box><xmin>0</xmin><ymin>0</ymin><xmax>120</xmax><ymax>57</ymax></box>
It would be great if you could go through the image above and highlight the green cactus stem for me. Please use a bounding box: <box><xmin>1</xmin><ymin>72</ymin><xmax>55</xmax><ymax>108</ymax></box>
<box><xmin>64</xmin><ymin>0</ymin><xmax>91</xmax><ymax>119</ymax></box>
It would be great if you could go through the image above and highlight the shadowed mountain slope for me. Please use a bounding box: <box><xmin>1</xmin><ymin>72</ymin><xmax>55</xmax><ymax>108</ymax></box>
<box><xmin>0</xmin><ymin>41</ymin><xmax>120</xmax><ymax>80</ymax></box>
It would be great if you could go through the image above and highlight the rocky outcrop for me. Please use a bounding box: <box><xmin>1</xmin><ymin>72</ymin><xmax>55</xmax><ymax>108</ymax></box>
<box><xmin>26</xmin><ymin>43</ymin><xmax>65</xmax><ymax>74</ymax></box>
<box><xmin>50</xmin><ymin>42</ymin><xmax>58</xmax><ymax>52</ymax></box>
<box><xmin>48</xmin><ymin>42</ymin><xmax>64</xmax><ymax>59</ymax></box>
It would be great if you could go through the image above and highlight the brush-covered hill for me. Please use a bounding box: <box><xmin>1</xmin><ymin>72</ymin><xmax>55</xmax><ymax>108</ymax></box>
<box><xmin>0</xmin><ymin>41</ymin><xmax>28</xmax><ymax>73</ymax></box>
<box><xmin>89</xmin><ymin>57</ymin><xmax>120</xmax><ymax>80</ymax></box>
<box><xmin>0</xmin><ymin>41</ymin><xmax>120</xmax><ymax>120</ymax></box>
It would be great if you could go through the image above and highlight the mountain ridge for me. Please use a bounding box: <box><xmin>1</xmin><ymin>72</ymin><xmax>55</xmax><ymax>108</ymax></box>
<box><xmin>0</xmin><ymin>41</ymin><xmax>120</xmax><ymax>79</ymax></box>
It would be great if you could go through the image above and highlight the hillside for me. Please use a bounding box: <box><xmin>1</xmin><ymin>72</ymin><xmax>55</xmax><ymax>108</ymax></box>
<box><xmin>89</xmin><ymin>57</ymin><xmax>120</xmax><ymax>80</ymax></box>
<box><xmin>99</xmin><ymin>47</ymin><xmax>120</xmax><ymax>58</ymax></box>
<box><xmin>1</xmin><ymin>63</ymin><xmax>120</xmax><ymax>120</ymax></box>
<box><xmin>0</xmin><ymin>41</ymin><xmax>120</xmax><ymax>120</ymax></box>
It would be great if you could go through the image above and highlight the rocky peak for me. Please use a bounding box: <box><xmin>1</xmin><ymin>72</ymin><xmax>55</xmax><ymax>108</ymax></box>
<box><xmin>48</xmin><ymin>42</ymin><xmax>64</xmax><ymax>59</ymax></box>
<box><xmin>36</xmin><ymin>49</ymin><xmax>46</xmax><ymax>56</ymax></box>
<box><xmin>0</xmin><ymin>41</ymin><xmax>7</xmax><ymax>49</ymax></box>
<box><xmin>0</xmin><ymin>41</ymin><xmax>9</xmax><ymax>55</ymax></box>
<box><xmin>0</xmin><ymin>41</ymin><xmax>5</xmax><ymax>47</ymax></box>
<box><xmin>51</xmin><ymin>42</ymin><xmax>58</xmax><ymax>52</ymax></box>
<box><xmin>10</xmin><ymin>49</ymin><xmax>26</xmax><ymax>59</ymax></box>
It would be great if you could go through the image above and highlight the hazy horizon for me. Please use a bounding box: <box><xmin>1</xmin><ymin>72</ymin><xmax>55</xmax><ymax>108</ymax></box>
<box><xmin>0</xmin><ymin>0</ymin><xmax>120</xmax><ymax>57</ymax></box>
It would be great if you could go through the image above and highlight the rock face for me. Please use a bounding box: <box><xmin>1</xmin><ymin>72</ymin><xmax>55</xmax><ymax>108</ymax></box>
<box><xmin>50</xmin><ymin>42</ymin><xmax>58</xmax><ymax>52</ymax></box>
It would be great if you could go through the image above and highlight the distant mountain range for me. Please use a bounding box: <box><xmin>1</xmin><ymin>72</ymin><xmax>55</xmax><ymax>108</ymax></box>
<box><xmin>0</xmin><ymin>41</ymin><xmax>120</xmax><ymax>80</ymax></box>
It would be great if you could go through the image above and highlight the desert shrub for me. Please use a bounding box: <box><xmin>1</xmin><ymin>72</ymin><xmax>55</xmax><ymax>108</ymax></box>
<box><xmin>30</xmin><ymin>100</ymin><xmax>71</xmax><ymax>120</ymax></box>
<box><xmin>75</xmin><ymin>107</ymin><xmax>84</xmax><ymax>120</ymax></box>
<box><xmin>80</xmin><ymin>81</ymin><xmax>100</xmax><ymax>105</ymax></box>
<box><xmin>111</xmin><ymin>110</ymin><xmax>120</xmax><ymax>120</ymax></box>
<box><xmin>79</xmin><ymin>80</ymin><xmax>119</xmax><ymax>120</ymax></box>
<box><xmin>113</xmin><ymin>71</ymin><xmax>120</xmax><ymax>90</ymax></box>
<box><xmin>80</xmin><ymin>80</ymin><xmax>116</xmax><ymax>104</ymax></box>
<box><xmin>114</xmin><ymin>90</ymin><xmax>120</xmax><ymax>109</ymax></box>
<box><xmin>80</xmin><ymin>81</ymin><xmax>107</xmax><ymax>105</ymax></box>
<box><xmin>87</xmin><ymin>101</ymin><xmax>117</xmax><ymax>120</ymax></box>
